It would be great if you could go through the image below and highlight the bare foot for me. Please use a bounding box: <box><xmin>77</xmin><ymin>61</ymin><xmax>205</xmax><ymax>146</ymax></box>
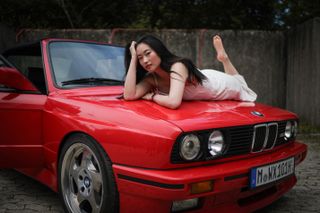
<box><xmin>213</xmin><ymin>35</ymin><xmax>228</xmax><ymax>62</ymax></box>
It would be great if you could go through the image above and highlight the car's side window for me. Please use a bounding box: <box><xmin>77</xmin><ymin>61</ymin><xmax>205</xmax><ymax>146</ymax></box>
<box><xmin>0</xmin><ymin>59</ymin><xmax>5</xmax><ymax>67</ymax></box>
<box><xmin>27</xmin><ymin>66</ymin><xmax>46</xmax><ymax>93</ymax></box>
<box><xmin>6</xmin><ymin>54</ymin><xmax>46</xmax><ymax>94</ymax></box>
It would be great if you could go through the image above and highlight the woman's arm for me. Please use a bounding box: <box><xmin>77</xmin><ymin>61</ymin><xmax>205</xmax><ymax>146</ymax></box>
<box><xmin>152</xmin><ymin>62</ymin><xmax>188</xmax><ymax>109</ymax></box>
<box><xmin>123</xmin><ymin>41</ymin><xmax>151</xmax><ymax>100</ymax></box>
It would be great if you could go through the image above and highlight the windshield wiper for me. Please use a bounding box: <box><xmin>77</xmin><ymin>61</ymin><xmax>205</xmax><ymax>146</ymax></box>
<box><xmin>61</xmin><ymin>78</ymin><xmax>124</xmax><ymax>86</ymax></box>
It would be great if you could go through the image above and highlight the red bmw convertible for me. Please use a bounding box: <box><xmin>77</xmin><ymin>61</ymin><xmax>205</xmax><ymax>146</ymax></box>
<box><xmin>0</xmin><ymin>38</ymin><xmax>307</xmax><ymax>213</ymax></box>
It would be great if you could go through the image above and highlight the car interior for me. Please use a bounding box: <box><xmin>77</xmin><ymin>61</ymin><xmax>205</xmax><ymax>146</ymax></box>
<box><xmin>2</xmin><ymin>42</ymin><xmax>47</xmax><ymax>94</ymax></box>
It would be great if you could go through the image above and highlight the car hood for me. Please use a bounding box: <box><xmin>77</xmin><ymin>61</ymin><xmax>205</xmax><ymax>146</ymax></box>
<box><xmin>53</xmin><ymin>87</ymin><xmax>297</xmax><ymax>132</ymax></box>
<box><xmin>117</xmin><ymin>100</ymin><xmax>296</xmax><ymax>132</ymax></box>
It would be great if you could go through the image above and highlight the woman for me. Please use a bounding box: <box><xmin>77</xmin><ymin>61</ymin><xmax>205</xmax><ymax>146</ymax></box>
<box><xmin>123</xmin><ymin>35</ymin><xmax>257</xmax><ymax>109</ymax></box>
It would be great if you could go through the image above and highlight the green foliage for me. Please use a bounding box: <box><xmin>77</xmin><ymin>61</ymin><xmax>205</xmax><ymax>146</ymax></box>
<box><xmin>0</xmin><ymin>0</ymin><xmax>319</xmax><ymax>30</ymax></box>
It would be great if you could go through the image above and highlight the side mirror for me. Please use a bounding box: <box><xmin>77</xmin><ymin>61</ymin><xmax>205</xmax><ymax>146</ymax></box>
<box><xmin>0</xmin><ymin>67</ymin><xmax>38</xmax><ymax>91</ymax></box>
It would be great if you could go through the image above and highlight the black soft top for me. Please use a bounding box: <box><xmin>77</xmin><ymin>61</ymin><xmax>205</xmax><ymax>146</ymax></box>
<box><xmin>2</xmin><ymin>40</ymin><xmax>41</xmax><ymax>56</ymax></box>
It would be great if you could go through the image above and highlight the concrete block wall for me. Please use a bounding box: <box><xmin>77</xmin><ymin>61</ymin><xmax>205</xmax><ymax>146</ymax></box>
<box><xmin>1</xmin><ymin>19</ymin><xmax>319</xmax><ymax>126</ymax></box>
<box><xmin>107</xmin><ymin>29</ymin><xmax>286</xmax><ymax>108</ymax></box>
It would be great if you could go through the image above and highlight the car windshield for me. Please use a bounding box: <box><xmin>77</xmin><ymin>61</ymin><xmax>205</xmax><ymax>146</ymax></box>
<box><xmin>49</xmin><ymin>41</ymin><xmax>126</xmax><ymax>87</ymax></box>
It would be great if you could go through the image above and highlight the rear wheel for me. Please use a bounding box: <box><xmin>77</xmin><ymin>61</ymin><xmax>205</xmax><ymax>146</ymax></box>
<box><xmin>58</xmin><ymin>133</ymin><xmax>119</xmax><ymax>213</ymax></box>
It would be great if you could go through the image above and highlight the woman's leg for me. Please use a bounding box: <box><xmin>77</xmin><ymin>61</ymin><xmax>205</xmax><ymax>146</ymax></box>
<box><xmin>213</xmin><ymin>35</ymin><xmax>239</xmax><ymax>75</ymax></box>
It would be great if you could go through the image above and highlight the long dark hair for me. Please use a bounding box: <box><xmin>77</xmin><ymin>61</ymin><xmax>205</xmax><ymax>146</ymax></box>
<box><xmin>125</xmin><ymin>35</ymin><xmax>206</xmax><ymax>84</ymax></box>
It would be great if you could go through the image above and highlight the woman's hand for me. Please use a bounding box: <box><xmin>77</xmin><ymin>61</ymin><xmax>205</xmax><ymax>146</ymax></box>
<box><xmin>129</xmin><ymin>41</ymin><xmax>137</xmax><ymax>59</ymax></box>
<box><xmin>148</xmin><ymin>62</ymin><xmax>188</xmax><ymax>109</ymax></box>
<box><xmin>124</xmin><ymin>41</ymin><xmax>153</xmax><ymax>101</ymax></box>
<box><xmin>142</xmin><ymin>92</ymin><xmax>155</xmax><ymax>101</ymax></box>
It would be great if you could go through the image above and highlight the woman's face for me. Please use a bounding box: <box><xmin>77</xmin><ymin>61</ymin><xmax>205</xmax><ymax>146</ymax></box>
<box><xmin>136</xmin><ymin>43</ymin><xmax>161</xmax><ymax>72</ymax></box>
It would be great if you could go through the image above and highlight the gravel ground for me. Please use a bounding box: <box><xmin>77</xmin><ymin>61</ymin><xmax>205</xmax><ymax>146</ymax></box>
<box><xmin>258</xmin><ymin>134</ymin><xmax>320</xmax><ymax>213</ymax></box>
<box><xmin>0</xmin><ymin>134</ymin><xmax>319</xmax><ymax>213</ymax></box>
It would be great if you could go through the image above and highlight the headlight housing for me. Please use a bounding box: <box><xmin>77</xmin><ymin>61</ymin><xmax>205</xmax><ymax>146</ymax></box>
<box><xmin>171</xmin><ymin>119</ymin><xmax>298</xmax><ymax>164</ymax></box>
<box><xmin>208</xmin><ymin>130</ymin><xmax>225</xmax><ymax>157</ymax></box>
<box><xmin>284</xmin><ymin>121</ymin><xmax>292</xmax><ymax>139</ymax></box>
<box><xmin>175</xmin><ymin>130</ymin><xmax>226</xmax><ymax>162</ymax></box>
<box><xmin>284</xmin><ymin>120</ymin><xmax>298</xmax><ymax>140</ymax></box>
<box><xmin>179</xmin><ymin>134</ymin><xmax>201</xmax><ymax>161</ymax></box>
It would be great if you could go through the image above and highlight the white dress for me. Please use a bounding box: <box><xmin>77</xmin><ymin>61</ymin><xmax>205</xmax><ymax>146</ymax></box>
<box><xmin>182</xmin><ymin>69</ymin><xmax>257</xmax><ymax>102</ymax></box>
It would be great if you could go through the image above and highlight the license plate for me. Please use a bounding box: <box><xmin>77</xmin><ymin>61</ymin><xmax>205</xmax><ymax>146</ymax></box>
<box><xmin>250</xmin><ymin>157</ymin><xmax>295</xmax><ymax>188</ymax></box>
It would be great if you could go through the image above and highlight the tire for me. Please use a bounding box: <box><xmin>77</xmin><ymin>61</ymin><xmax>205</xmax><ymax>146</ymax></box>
<box><xmin>58</xmin><ymin>133</ymin><xmax>119</xmax><ymax>213</ymax></box>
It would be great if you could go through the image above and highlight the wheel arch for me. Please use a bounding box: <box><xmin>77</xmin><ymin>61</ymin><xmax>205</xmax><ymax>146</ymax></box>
<box><xmin>56</xmin><ymin>131</ymin><xmax>113</xmax><ymax>172</ymax></box>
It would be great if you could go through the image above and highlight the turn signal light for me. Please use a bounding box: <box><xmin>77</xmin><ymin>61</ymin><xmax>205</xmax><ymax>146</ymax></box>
<box><xmin>190</xmin><ymin>180</ymin><xmax>214</xmax><ymax>194</ymax></box>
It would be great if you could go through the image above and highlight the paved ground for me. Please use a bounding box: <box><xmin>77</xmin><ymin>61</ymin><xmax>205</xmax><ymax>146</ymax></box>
<box><xmin>0</xmin><ymin>135</ymin><xmax>319</xmax><ymax>213</ymax></box>
<box><xmin>258</xmin><ymin>134</ymin><xmax>320</xmax><ymax>213</ymax></box>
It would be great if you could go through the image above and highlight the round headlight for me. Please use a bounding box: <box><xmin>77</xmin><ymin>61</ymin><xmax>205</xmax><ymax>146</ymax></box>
<box><xmin>208</xmin><ymin>130</ymin><xmax>225</xmax><ymax>157</ymax></box>
<box><xmin>284</xmin><ymin>121</ymin><xmax>292</xmax><ymax>139</ymax></box>
<box><xmin>179</xmin><ymin>134</ymin><xmax>201</xmax><ymax>161</ymax></box>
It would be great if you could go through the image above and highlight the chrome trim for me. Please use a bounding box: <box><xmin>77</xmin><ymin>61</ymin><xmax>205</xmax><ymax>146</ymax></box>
<box><xmin>264</xmin><ymin>122</ymin><xmax>278</xmax><ymax>150</ymax></box>
<box><xmin>251</xmin><ymin>123</ymin><xmax>280</xmax><ymax>153</ymax></box>
<box><xmin>251</xmin><ymin>111</ymin><xmax>264</xmax><ymax>117</ymax></box>
<box><xmin>251</xmin><ymin>124</ymin><xmax>268</xmax><ymax>153</ymax></box>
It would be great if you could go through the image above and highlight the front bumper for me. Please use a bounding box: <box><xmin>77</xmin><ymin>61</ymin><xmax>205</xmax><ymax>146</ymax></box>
<box><xmin>113</xmin><ymin>141</ymin><xmax>307</xmax><ymax>213</ymax></box>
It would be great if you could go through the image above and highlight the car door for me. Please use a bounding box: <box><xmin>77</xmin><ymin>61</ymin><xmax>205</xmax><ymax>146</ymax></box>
<box><xmin>0</xmin><ymin>56</ymin><xmax>46</xmax><ymax>168</ymax></box>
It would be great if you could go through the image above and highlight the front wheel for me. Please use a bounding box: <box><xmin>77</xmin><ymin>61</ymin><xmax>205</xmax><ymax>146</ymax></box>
<box><xmin>58</xmin><ymin>134</ymin><xmax>119</xmax><ymax>213</ymax></box>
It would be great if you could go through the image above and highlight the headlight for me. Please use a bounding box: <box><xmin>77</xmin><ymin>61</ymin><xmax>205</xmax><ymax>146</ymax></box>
<box><xmin>208</xmin><ymin>130</ymin><xmax>225</xmax><ymax>157</ymax></box>
<box><xmin>179</xmin><ymin>134</ymin><xmax>201</xmax><ymax>161</ymax></box>
<box><xmin>284</xmin><ymin>121</ymin><xmax>292</xmax><ymax>139</ymax></box>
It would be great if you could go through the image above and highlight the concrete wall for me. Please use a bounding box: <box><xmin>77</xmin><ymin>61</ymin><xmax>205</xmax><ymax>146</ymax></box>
<box><xmin>17</xmin><ymin>29</ymin><xmax>112</xmax><ymax>43</ymax></box>
<box><xmin>286</xmin><ymin>18</ymin><xmax>320</xmax><ymax>126</ymax></box>
<box><xmin>17</xmin><ymin>28</ymin><xmax>287</xmax><ymax>108</ymax></box>
<box><xmin>3</xmin><ymin>19</ymin><xmax>319</xmax><ymax>125</ymax></box>
<box><xmin>108</xmin><ymin>29</ymin><xmax>287</xmax><ymax>107</ymax></box>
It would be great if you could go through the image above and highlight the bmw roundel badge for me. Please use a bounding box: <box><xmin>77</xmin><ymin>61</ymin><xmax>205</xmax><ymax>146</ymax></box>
<box><xmin>251</xmin><ymin>111</ymin><xmax>264</xmax><ymax>117</ymax></box>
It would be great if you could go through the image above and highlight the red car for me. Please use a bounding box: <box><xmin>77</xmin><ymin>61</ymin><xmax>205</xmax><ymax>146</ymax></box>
<box><xmin>0</xmin><ymin>38</ymin><xmax>307</xmax><ymax>213</ymax></box>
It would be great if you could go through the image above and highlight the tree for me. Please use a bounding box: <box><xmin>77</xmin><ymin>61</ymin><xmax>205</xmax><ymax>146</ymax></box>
<box><xmin>0</xmin><ymin>0</ymin><xmax>319</xmax><ymax>30</ymax></box>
